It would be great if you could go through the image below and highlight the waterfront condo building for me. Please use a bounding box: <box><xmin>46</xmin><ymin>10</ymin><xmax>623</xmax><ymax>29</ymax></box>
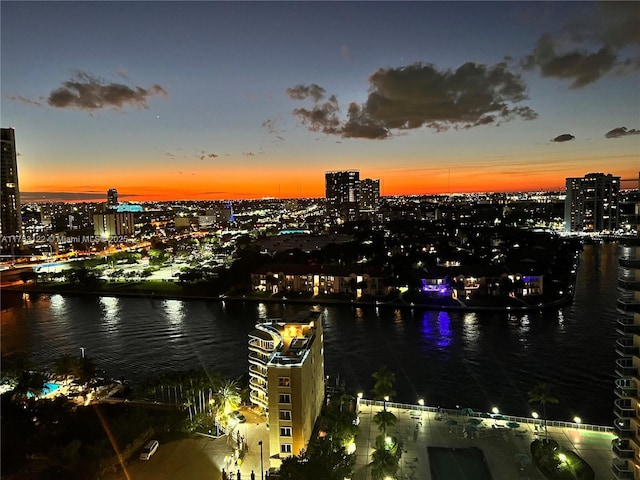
<box><xmin>248</xmin><ymin>311</ymin><xmax>324</xmax><ymax>468</ymax></box>
<box><xmin>564</xmin><ymin>172</ymin><xmax>620</xmax><ymax>233</ymax></box>
<box><xmin>612</xmin><ymin>178</ymin><xmax>640</xmax><ymax>480</ymax></box>
<box><xmin>325</xmin><ymin>170</ymin><xmax>360</xmax><ymax>223</ymax></box>
<box><xmin>1</xmin><ymin>127</ymin><xmax>22</xmax><ymax>255</ymax></box>
<box><xmin>359</xmin><ymin>178</ymin><xmax>381</xmax><ymax>213</ymax></box>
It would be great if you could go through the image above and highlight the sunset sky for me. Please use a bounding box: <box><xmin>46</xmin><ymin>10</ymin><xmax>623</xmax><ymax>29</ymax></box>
<box><xmin>2</xmin><ymin>1</ymin><xmax>639</xmax><ymax>202</ymax></box>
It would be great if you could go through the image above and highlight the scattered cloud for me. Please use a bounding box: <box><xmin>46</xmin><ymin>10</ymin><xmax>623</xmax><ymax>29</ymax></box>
<box><xmin>117</xmin><ymin>67</ymin><xmax>129</xmax><ymax>79</ymax></box>
<box><xmin>286</xmin><ymin>84</ymin><xmax>326</xmax><ymax>102</ymax></box>
<box><xmin>551</xmin><ymin>133</ymin><xmax>575</xmax><ymax>143</ymax></box>
<box><xmin>522</xmin><ymin>3</ymin><xmax>640</xmax><ymax>88</ymax></box>
<box><xmin>47</xmin><ymin>70</ymin><xmax>168</xmax><ymax>111</ymax></box>
<box><xmin>522</xmin><ymin>34</ymin><xmax>619</xmax><ymax>88</ymax></box>
<box><xmin>242</xmin><ymin>151</ymin><xmax>256</xmax><ymax>157</ymax></box>
<box><xmin>605</xmin><ymin>127</ymin><xmax>640</xmax><ymax>139</ymax></box>
<box><xmin>4</xmin><ymin>94</ymin><xmax>43</xmax><ymax>107</ymax></box>
<box><xmin>288</xmin><ymin>61</ymin><xmax>536</xmax><ymax>140</ymax></box>
<box><xmin>197</xmin><ymin>150</ymin><xmax>219</xmax><ymax>160</ymax></box>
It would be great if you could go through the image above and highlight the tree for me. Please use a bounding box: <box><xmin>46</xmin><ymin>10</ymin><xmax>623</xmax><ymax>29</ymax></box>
<box><xmin>214</xmin><ymin>379</ymin><xmax>241</xmax><ymax>432</ymax></box>
<box><xmin>370</xmin><ymin>442</ymin><xmax>399</xmax><ymax>480</ymax></box>
<box><xmin>12</xmin><ymin>370</ymin><xmax>48</xmax><ymax>402</ymax></box>
<box><xmin>528</xmin><ymin>382</ymin><xmax>559</xmax><ymax>440</ymax></box>
<box><xmin>373</xmin><ymin>410</ymin><xmax>397</xmax><ymax>437</ymax></box>
<box><xmin>372</xmin><ymin>365</ymin><xmax>396</xmax><ymax>410</ymax></box>
<box><xmin>52</xmin><ymin>353</ymin><xmax>77</xmax><ymax>378</ymax></box>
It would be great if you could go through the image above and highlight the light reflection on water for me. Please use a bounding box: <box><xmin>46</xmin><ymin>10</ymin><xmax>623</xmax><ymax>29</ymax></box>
<box><xmin>0</xmin><ymin>243</ymin><xmax>620</xmax><ymax>425</ymax></box>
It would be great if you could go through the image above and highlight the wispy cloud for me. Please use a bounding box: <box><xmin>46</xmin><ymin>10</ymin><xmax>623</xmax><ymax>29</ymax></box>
<box><xmin>605</xmin><ymin>127</ymin><xmax>640</xmax><ymax>138</ymax></box>
<box><xmin>47</xmin><ymin>70</ymin><xmax>168</xmax><ymax>112</ymax></box>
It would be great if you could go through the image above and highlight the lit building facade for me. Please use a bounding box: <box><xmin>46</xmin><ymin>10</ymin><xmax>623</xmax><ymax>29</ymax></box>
<box><xmin>107</xmin><ymin>188</ymin><xmax>119</xmax><ymax>210</ymax></box>
<box><xmin>248</xmin><ymin>311</ymin><xmax>324</xmax><ymax>468</ymax></box>
<box><xmin>1</xmin><ymin>128</ymin><xmax>22</xmax><ymax>254</ymax></box>
<box><xmin>325</xmin><ymin>170</ymin><xmax>359</xmax><ymax>223</ymax></box>
<box><xmin>359</xmin><ymin>178</ymin><xmax>380</xmax><ymax>212</ymax></box>
<box><xmin>612</xmin><ymin>179</ymin><xmax>640</xmax><ymax>480</ymax></box>
<box><xmin>92</xmin><ymin>212</ymin><xmax>136</xmax><ymax>238</ymax></box>
<box><xmin>564</xmin><ymin>173</ymin><xmax>620</xmax><ymax>232</ymax></box>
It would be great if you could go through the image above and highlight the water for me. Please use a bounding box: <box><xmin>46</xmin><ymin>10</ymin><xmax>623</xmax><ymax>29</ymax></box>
<box><xmin>1</xmin><ymin>243</ymin><xmax>620</xmax><ymax>425</ymax></box>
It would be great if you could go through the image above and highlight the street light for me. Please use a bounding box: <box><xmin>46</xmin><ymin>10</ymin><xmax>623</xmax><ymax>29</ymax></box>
<box><xmin>418</xmin><ymin>398</ymin><xmax>425</xmax><ymax>407</ymax></box>
<box><xmin>80</xmin><ymin>347</ymin><xmax>85</xmax><ymax>359</ymax></box>
<box><xmin>258</xmin><ymin>440</ymin><xmax>263</xmax><ymax>480</ymax></box>
<box><xmin>574</xmin><ymin>416</ymin><xmax>581</xmax><ymax>428</ymax></box>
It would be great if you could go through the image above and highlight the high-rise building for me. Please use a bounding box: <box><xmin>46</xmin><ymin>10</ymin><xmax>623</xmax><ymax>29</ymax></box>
<box><xmin>325</xmin><ymin>170</ymin><xmax>360</xmax><ymax>223</ymax></box>
<box><xmin>1</xmin><ymin>128</ymin><xmax>22</xmax><ymax>255</ymax></box>
<box><xmin>564</xmin><ymin>173</ymin><xmax>620</xmax><ymax>232</ymax></box>
<box><xmin>612</xmin><ymin>177</ymin><xmax>640</xmax><ymax>480</ymax></box>
<box><xmin>359</xmin><ymin>178</ymin><xmax>380</xmax><ymax>212</ymax></box>
<box><xmin>248</xmin><ymin>311</ymin><xmax>324</xmax><ymax>468</ymax></box>
<box><xmin>107</xmin><ymin>188</ymin><xmax>119</xmax><ymax>210</ymax></box>
<box><xmin>92</xmin><ymin>212</ymin><xmax>136</xmax><ymax>238</ymax></box>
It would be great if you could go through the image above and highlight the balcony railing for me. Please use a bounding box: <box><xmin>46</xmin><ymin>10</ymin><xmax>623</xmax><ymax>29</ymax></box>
<box><xmin>619</xmin><ymin>278</ymin><xmax>640</xmax><ymax>291</ymax></box>
<box><xmin>620</xmin><ymin>257</ymin><xmax>640</xmax><ymax>269</ymax></box>
<box><xmin>612</xmin><ymin>439</ymin><xmax>635</xmax><ymax>459</ymax></box>
<box><xmin>617</xmin><ymin>317</ymin><xmax>640</xmax><ymax>335</ymax></box>
<box><xmin>614</xmin><ymin>419</ymin><xmax>634</xmax><ymax>438</ymax></box>
<box><xmin>612</xmin><ymin>458</ymin><xmax>634</xmax><ymax>480</ymax></box>
<box><xmin>615</xmin><ymin>378</ymin><xmax>638</xmax><ymax>399</ymax></box>
<box><xmin>618</xmin><ymin>298</ymin><xmax>640</xmax><ymax>313</ymax></box>
<box><xmin>249</xmin><ymin>389</ymin><xmax>268</xmax><ymax>409</ymax></box>
<box><xmin>616</xmin><ymin>358</ymin><xmax>638</xmax><ymax>378</ymax></box>
<box><xmin>616</xmin><ymin>338</ymin><xmax>640</xmax><ymax>356</ymax></box>
<box><xmin>614</xmin><ymin>398</ymin><xmax>636</xmax><ymax>419</ymax></box>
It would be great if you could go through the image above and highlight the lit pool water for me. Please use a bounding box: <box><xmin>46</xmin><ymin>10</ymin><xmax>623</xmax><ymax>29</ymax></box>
<box><xmin>27</xmin><ymin>382</ymin><xmax>60</xmax><ymax>398</ymax></box>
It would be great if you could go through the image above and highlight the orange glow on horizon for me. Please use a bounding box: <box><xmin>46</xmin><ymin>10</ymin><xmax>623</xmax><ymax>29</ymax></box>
<box><xmin>19</xmin><ymin>158</ymin><xmax>638</xmax><ymax>202</ymax></box>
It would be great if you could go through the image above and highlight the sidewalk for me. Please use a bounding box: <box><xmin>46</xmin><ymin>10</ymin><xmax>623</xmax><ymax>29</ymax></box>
<box><xmin>351</xmin><ymin>402</ymin><xmax>615</xmax><ymax>480</ymax></box>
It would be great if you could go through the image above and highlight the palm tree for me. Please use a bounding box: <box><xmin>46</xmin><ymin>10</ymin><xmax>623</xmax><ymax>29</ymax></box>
<box><xmin>370</xmin><ymin>443</ymin><xmax>398</xmax><ymax>480</ymax></box>
<box><xmin>214</xmin><ymin>379</ymin><xmax>241</xmax><ymax>432</ymax></box>
<box><xmin>52</xmin><ymin>353</ymin><xmax>76</xmax><ymax>379</ymax></box>
<box><xmin>528</xmin><ymin>382</ymin><xmax>559</xmax><ymax>440</ymax></box>
<box><xmin>372</xmin><ymin>365</ymin><xmax>396</xmax><ymax>410</ymax></box>
<box><xmin>373</xmin><ymin>410</ymin><xmax>397</xmax><ymax>437</ymax></box>
<box><xmin>12</xmin><ymin>370</ymin><xmax>48</xmax><ymax>403</ymax></box>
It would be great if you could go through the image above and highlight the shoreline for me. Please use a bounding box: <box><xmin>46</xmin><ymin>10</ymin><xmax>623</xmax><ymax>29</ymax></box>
<box><xmin>3</xmin><ymin>283</ymin><xmax>574</xmax><ymax>313</ymax></box>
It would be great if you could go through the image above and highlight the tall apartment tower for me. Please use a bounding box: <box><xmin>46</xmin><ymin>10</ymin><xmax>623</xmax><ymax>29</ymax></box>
<box><xmin>325</xmin><ymin>170</ymin><xmax>360</xmax><ymax>223</ymax></box>
<box><xmin>612</xmin><ymin>177</ymin><xmax>640</xmax><ymax>479</ymax></box>
<box><xmin>359</xmin><ymin>178</ymin><xmax>380</xmax><ymax>212</ymax></box>
<box><xmin>564</xmin><ymin>172</ymin><xmax>620</xmax><ymax>232</ymax></box>
<box><xmin>107</xmin><ymin>188</ymin><xmax>119</xmax><ymax>210</ymax></box>
<box><xmin>248</xmin><ymin>311</ymin><xmax>324</xmax><ymax>469</ymax></box>
<box><xmin>1</xmin><ymin>128</ymin><xmax>22</xmax><ymax>255</ymax></box>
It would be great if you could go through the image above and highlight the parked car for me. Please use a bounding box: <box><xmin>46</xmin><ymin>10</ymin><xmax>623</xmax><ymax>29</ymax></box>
<box><xmin>139</xmin><ymin>440</ymin><xmax>159</xmax><ymax>460</ymax></box>
<box><xmin>231</xmin><ymin>411</ymin><xmax>246</xmax><ymax>423</ymax></box>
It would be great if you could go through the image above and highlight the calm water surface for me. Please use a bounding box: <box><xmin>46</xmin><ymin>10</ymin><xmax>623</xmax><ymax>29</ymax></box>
<box><xmin>1</xmin><ymin>243</ymin><xmax>619</xmax><ymax>425</ymax></box>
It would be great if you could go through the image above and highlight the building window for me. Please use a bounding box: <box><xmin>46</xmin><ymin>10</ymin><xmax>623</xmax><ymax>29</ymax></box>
<box><xmin>279</xmin><ymin>377</ymin><xmax>290</xmax><ymax>387</ymax></box>
<box><xmin>279</xmin><ymin>394</ymin><xmax>291</xmax><ymax>404</ymax></box>
<box><xmin>280</xmin><ymin>426</ymin><xmax>292</xmax><ymax>437</ymax></box>
<box><xmin>281</xmin><ymin>444</ymin><xmax>292</xmax><ymax>454</ymax></box>
<box><xmin>279</xmin><ymin>410</ymin><xmax>291</xmax><ymax>421</ymax></box>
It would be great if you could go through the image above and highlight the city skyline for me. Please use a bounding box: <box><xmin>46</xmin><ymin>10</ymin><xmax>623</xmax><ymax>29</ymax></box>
<box><xmin>1</xmin><ymin>1</ymin><xmax>639</xmax><ymax>202</ymax></box>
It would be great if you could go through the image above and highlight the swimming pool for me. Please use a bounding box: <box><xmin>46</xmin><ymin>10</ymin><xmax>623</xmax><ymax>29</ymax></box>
<box><xmin>27</xmin><ymin>382</ymin><xmax>61</xmax><ymax>398</ymax></box>
<box><xmin>428</xmin><ymin>447</ymin><xmax>493</xmax><ymax>480</ymax></box>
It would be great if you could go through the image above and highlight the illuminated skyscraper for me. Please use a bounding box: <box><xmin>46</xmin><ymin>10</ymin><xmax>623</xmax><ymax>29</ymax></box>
<box><xmin>564</xmin><ymin>172</ymin><xmax>620</xmax><ymax>233</ymax></box>
<box><xmin>1</xmin><ymin>128</ymin><xmax>22</xmax><ymax>254</ymax></box>
<box><xmin>107</xmin><ymin>188</ymin><xmax>119</xmax><ymax>210</ymax></box>
<box><xmin>359</xmin><ymin>178</ymin><xmax>380</xmax><ymax>212</ymax></box>
<box><xmin>325</xmin><ymin>170</ymin><xmax>360</xmax><ymax>222</ymax></box>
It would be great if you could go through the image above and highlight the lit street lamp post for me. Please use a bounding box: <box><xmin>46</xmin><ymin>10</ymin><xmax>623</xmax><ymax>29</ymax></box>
<box><xmin>258</xmin><ymin>440</ymin><xmax>263</xmax><ymax>480</ymax></box>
